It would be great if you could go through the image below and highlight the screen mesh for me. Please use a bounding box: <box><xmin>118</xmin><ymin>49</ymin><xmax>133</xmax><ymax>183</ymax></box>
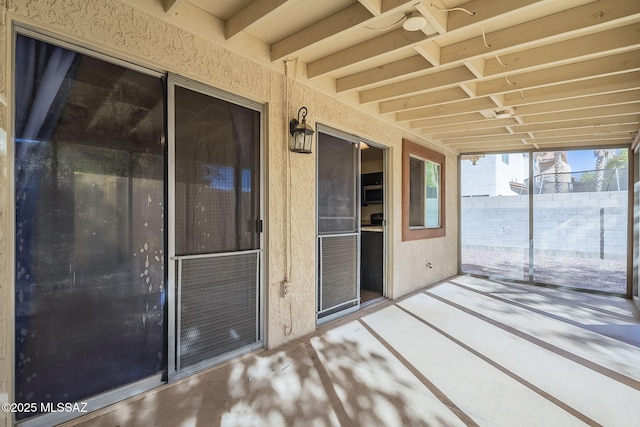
<box><xmin>320</xmin><ymin>235</ymin><xmax>358</xmax><ymax>311</ymax></box>
<box><xmin>179</xmin><ymin>253</ymin><xmax>258</xmax><ymax>368</ymax></box>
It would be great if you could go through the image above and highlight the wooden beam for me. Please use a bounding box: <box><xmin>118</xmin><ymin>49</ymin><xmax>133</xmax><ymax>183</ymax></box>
<box><xmin>307</xmin><ymin>28</ymin><xmax>428</xmax><ymax>78</ymax></box>
<box><xmin>359</xmin><ymin>65</ymin><xmax>475</xmax><ymax>103</ymax></box>
<box><xmin>415</xmin><ymin>0</ymin><xmax>448</xmax><ymax>35</ymax></box>
<box><xmin>445</xmin><ymin>132</ymin><xmax>531</xmax><ymax>144</ymax></box>
<box><xmin>396</xmin><ymin>97</ymin><xmax>496</xmax><ymax>121</ymax></box>
<box><xmin>164</xmin><ymin>0</ymin><xmax>186</xmax><ymax>15</ymax></box>
<box><xmin>226</xmin><ymin>0</ymin><xmax>288</xmax><ymax>40</ymax></box>
<box><xmin>379</xmin><ymin>87</ymin><xmax>468</xmax><ymax>113</ymax></box>
<box><xmin>271</xmin><ymin>3</ymin><xmax>373</xmax><ymax>61</ymax></box>
<box><xmin>411</xmin><ymin>112</ymin><xmax>485</xmax><ymax>128</ymax></box>
<box><xmin>447</xmin><ymin>0</ymin><xmax>542</xmax><ymax>32</ymax></box>
<box><xmin>477</xmin><ymin>51</ymin><xmax>640</xmax><ymax>96</ymax></box>
<box><xmin>532</xmin><ymin>124</ymin><xmax>640</xmax><ymax>138</ymax></box>
<box><xmin>358</xmin><ymin>0</ymin><xmax>383</xmax><ymax>16</ymax></box>
<box><xmin>336</xmin><ymin>56</ymin><xmax>431</xmax><ymax>92</ymax></box>
<box><xmin>414</xmin><ymin>117</ymin><xmax>518</xmax><ymax>132</ymax></box>
<box><xmin>504</xmin><ymin>71</ymin><xmax>640</xmax><ymax>106</ymax></box>
<box><xmin>514</xmin><ymin>115</ymin><xmax>640</xmax><ymax>133</ymax></box>
<box><xmin>514</xmin><ymin>89</ymin><xmax>640</xmax><ymax>116</ymax></box>
<box><xmin>441</xmin><ymin>0</ymin><xmax>640</xmax><ymax>65</ymax></box>
<box><xmin>520</xmin><ymin>103</ymin><xmax>640</xmax><ymax>125</ymax></box>
<box><xmin>484</xmin><ymin>23</ymin><xmax>640</xmax><ymax>77</ymax></box>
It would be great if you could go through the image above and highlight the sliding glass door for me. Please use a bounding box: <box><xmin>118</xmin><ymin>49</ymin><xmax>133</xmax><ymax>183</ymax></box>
<box><xmin>461</xmin><ymin>149</ymin><xmax>629</xmax><ymax>293</ymax></box>
<box><xmin>532</xmin><ymin>149</ymin><xmax>628</xmax><ymax>292</ymax></box>
<box><xmin>14</xmin><ymin>33</ymin><xmax>165</xmax><ymax>421</ymax></box>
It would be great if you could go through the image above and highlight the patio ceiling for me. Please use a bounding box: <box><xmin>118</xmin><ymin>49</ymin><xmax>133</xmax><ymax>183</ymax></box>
<box><xmin>164</xmin><ymin>0</ymin><xmax>640</xmax><ymax>153</ymax></box>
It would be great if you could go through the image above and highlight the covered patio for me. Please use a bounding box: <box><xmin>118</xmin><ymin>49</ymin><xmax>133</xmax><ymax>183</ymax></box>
<box><xmin>62</xmin><ymin>276</ymin><xmax>640</xmax><ymax>427</ymax></box>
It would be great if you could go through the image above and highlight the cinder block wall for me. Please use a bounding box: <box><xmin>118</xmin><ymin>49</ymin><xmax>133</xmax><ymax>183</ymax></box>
<box><xmin>462</xmin><ymin>191</ymin><xmax>628</xmax><ymax>260</ymax></box>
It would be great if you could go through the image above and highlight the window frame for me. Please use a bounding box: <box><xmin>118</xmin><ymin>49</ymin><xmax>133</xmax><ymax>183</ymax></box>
<box><xmin>402</xmin><ymin>139</ymin><xmax>446</xmax><ymax>241</ymax></box>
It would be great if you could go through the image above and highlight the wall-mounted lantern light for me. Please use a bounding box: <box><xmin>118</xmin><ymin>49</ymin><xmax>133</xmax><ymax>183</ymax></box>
<box><xmin>289</xmin><ymin>106</ymin><xmax>314</xmax><ymax>154</ymax></box>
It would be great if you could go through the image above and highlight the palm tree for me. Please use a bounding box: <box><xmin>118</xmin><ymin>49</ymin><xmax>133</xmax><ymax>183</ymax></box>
<box><xmin>594</xmin><ymin>149</ymin><xmax>610</xmax><ymax>191</ymax></box>
<box><xmin>554</xmin><ymin>151</ymin><xmax>563</xmax><ymax>193</ymax></box>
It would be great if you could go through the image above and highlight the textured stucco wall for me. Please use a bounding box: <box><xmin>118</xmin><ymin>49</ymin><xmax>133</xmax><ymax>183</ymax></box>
<box><xmin>0</xmin><ymin>0</ymin><xmax>459</xmax><ymax>420</ymax></box>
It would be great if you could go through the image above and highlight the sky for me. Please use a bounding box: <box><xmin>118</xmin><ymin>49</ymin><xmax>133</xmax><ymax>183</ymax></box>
<box><xmin>566</xmin><ymin>150</ymin><xmax>597</xmax><ymax>173</ymax></box>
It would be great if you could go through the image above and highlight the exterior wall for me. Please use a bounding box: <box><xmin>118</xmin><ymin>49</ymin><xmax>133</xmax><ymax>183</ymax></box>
<box><xmin>461</xmin><ymin>153</ymin><xmax>528</xmax><ymax>197</ymax></box>
<box><xmin>0</xmin><ymin>0</ymin><xmax>459</xmax><ymax>422</ymax></box>
<box><xmin>462</xmin><ymin>192</ymin><xmax>628</xmax><ymax>259</ymax></box>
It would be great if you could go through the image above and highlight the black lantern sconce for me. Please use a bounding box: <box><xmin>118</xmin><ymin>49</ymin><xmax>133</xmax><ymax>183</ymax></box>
<box><xmin>289</xmin><ymin>107</ymin><xmax>314</xmax><ymax>154</ymax></box>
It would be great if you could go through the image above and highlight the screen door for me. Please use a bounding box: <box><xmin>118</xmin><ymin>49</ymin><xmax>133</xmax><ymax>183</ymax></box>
<box><xmin>169</xmin><ymin>76</ymin><xmax>263</xmax><ymax>376</ymax></box>
<box><xmin>316</xmin><ymin>128</ymin><xmax>360</xmax><ymax>321</ymax></box>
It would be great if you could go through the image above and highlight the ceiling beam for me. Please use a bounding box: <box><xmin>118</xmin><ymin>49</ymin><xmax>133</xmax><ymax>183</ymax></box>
<box><xmin>396</xmin><ymin>97</ymin><xmax>496</xmax><ymax>121</ymax></box>
<box><xmin>226</xmin><ymin>0</ymin><xmax>289</xmax><ymax>40</ymax></box>
<box><xmin>360</xmin><ymin>65</ymin><xmax>475</xmax><ymax>103</ymax></box>
<box><xmin>411</xmin><ymin>112</ymin><xmax>486</xmax><ymax>128</ymax></box>
<box><xmin>504</xmin><ymin>71</ymin><xmax>640</xmax><ymax>106</ymax></box>
<box><xmin>271</xmin><ymin>3</ymin><xmax>373</xmax><ymax>61</ymax></box>
<box><xmin>446</xmin><ymin>0</ymin><xmax>543</xmax><ymax>32</ymax></box>
<box><xmin>358</xmin><ymin>0</ymin><xmax>383</xmax><ymax>16</ymax></box>
<box><xmin>532</xmin><ymin>124</ymin><xmax>640</xmax><ymax>138</ymax></box>
<box><xmin>520</xmin><ymin>103</ymin><xmax>640</xmax><ymax>125</ymax></box>
<box><xmin>514</xmin><ymin>115</ymin><xmax>640</xmax><ymax>133</ymax></box>
<box><xmin>336</xmin><ymin>56</ymin><xmax>431</xmax><ymax>92</ymax></box>
<box><xmin>484</xmin><ymin>23</ymin><xmax>640</xmax><ymax>77</ymax></box>
<box><xmin>440</xmin><ymin>0</ymin><xmax>640</xmax><ymax>65</ymax></box>
<box><xmin>379</xmin><ymin>87</ymin><xmax>468</xmax><ymax>113</ymax></box>
<box><xmin>307</xmin><ymin>28</ymin><xmax>428</xmax><ymax>78</ymax></box>
<box><xmin>476</xmin><ymin>51</ymin><xmax>640</xmax><ymax>96</ymax></box>
<box><xmin>514</xmin><ymin>89</ymin><xmax>640</xmax><ymax>116</ymax></box>
<box><xmin>415</xmin><ymin>117</ymin><xmax>518</xmax><ymax>132</ymax></box>
<box><xmin>163</xmin><ymin>0</ymin><xmax>186</xmax><ymax>15</ymax></box>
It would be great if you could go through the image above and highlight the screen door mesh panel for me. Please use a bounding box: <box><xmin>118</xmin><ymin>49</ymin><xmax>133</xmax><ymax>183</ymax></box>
<box><xmin>320</xmin><ymin>235</ymin><xmax>358</xmax><ymax>311</ymax></box>
<box><xmin>179</xmin><ymin>253</ymin><xmax>258</xmax><ymax>368</ymax></box>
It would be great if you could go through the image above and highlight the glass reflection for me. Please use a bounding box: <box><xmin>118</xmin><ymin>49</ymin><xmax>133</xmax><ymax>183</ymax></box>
<box><xmin>14</xmin><ymin>35</ymin><xmax>165</xmax><ymax>419</ymax></box>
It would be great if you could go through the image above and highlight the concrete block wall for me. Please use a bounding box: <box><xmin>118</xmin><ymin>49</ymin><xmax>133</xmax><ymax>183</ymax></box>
<box><xmin>462</xmin><ymin>191</ymin><xmax>628</xmax><ymax>260</ymax></box>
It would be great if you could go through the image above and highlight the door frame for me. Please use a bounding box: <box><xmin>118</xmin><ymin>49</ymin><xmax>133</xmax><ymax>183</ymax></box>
<box><xmin>315</xmin><ymin>124</ymin><xmax>389</xmax><ymax>324</ymax></box>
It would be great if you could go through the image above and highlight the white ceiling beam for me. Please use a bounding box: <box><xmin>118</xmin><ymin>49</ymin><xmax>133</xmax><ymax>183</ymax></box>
<box><xmin>226</xmin><ymin>0</ymin><xmax>289</xmax><ymax>40</ymax></box>
<box><xmin>504</xmin><ymin>71</ymin><xmax>640</xmax><ymax>106</ymax></box>
<box><xmin>396</xmin><ymin>97</ymin><xmax>496</xmax><ymax>121</ymax></box>
<box><xmin>271</xmin><ymin>3</ymin><xmax>373</xmax><ymax>61</ymax></box>
<box><xmin>412</xmin><ymin>117</ymin><xmax>518</xmax><ymax>132</ymax></box>
<box><xmin>514</xmin><ymin>115</ymin><xmax>640</xmax><ymax>133</ymax></box>
<box><xmin>485</xmin><ymin>23</ymin><xmax>640</xmax><ymax>77</ymax></box>
<box><xmin>514</xmin><ymin>89</ymin><xmax>640</xmax><ymax>116</ymax></box>
<box><xmin>358</xmin><ymin>0</ymin><xmax>383</xmax><ymax>16</ymax></box>
<box><xmin>476</xmin><ymin>51</ymin><xmax>640</xmax><ymax>96</ymax></box>
<box><xmin>441</xmin><ymin>0</ymin><xmax>640</xmax><ymax>65</ymax></box>
<box><xmin>532</xmin><ymin>124</ymin><xmax>639</xmax><ymax>138</ymax></box>
<box><xmin>520</xmin><ymin>103</ymin><xmax>640</xmax><ymax>124</ymax></box>
<box><xmin>415</xmin><ymin>0</ymin><xmax>448</xmax><ymax>35</ymax></box>
<box><xmin>411</xmin><ymin>112</ymin><xmax>485</xmax><ymax>128</ymax></box>
<box><xmin>414</xmin><ymin>41</ymin><xmax>441</xmax><ymax>66</ymax></box>
<box><xmin>336</xmin><ymin>56</ymin><xmax>431</xmax><ymax>93</ymax></box>
<box><xmin>307</xmin><ymin>28</ymin><xmax>428</xmax><ymax>78</ymax></box>
<box><xmin>163</xmin><ymin>0</ymin><xmax>186</xmax><ymax>15</ymax></box>
<box><xmin>360</xmin><ymin>65</ymin><xmax>475</xmax><ymax>103</ymax></box>
<box><xmin>446</xmin><ymin>0</ymin><xmax>543</xmax><ymax>32</ymax></box>
<box><xmin>444</xmin><ymin>132</ymin><xmax>532</xmax><ymax>144</ymax></box>
<box><xmin>379</xmin><ymin>87</ymin><xmax>468</xmax><ymax>113</ymax></box>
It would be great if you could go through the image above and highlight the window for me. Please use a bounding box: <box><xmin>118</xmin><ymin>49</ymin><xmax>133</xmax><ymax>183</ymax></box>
<box><xmin>402</xmin><ymin>139</ymin><xmax>445</xmax><ymax>240</ymax></box>
<box><xmin>502</xmin><ymin>153</ymin><xmax>510</xmax><ymax>164</ymax></box>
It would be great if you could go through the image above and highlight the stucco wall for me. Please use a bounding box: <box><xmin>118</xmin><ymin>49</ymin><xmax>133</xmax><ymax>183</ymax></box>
<box><xmin>0</xmin><ymin>0</ymin><xmax>459</xmax><ymax>422</ymax></box>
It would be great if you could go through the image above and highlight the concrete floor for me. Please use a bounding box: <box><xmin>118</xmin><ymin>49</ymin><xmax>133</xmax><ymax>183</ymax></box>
<box><xmin>61</xmin><ymin>275</ymin><xmax>640</xmax><ymax>427</ymax></box>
